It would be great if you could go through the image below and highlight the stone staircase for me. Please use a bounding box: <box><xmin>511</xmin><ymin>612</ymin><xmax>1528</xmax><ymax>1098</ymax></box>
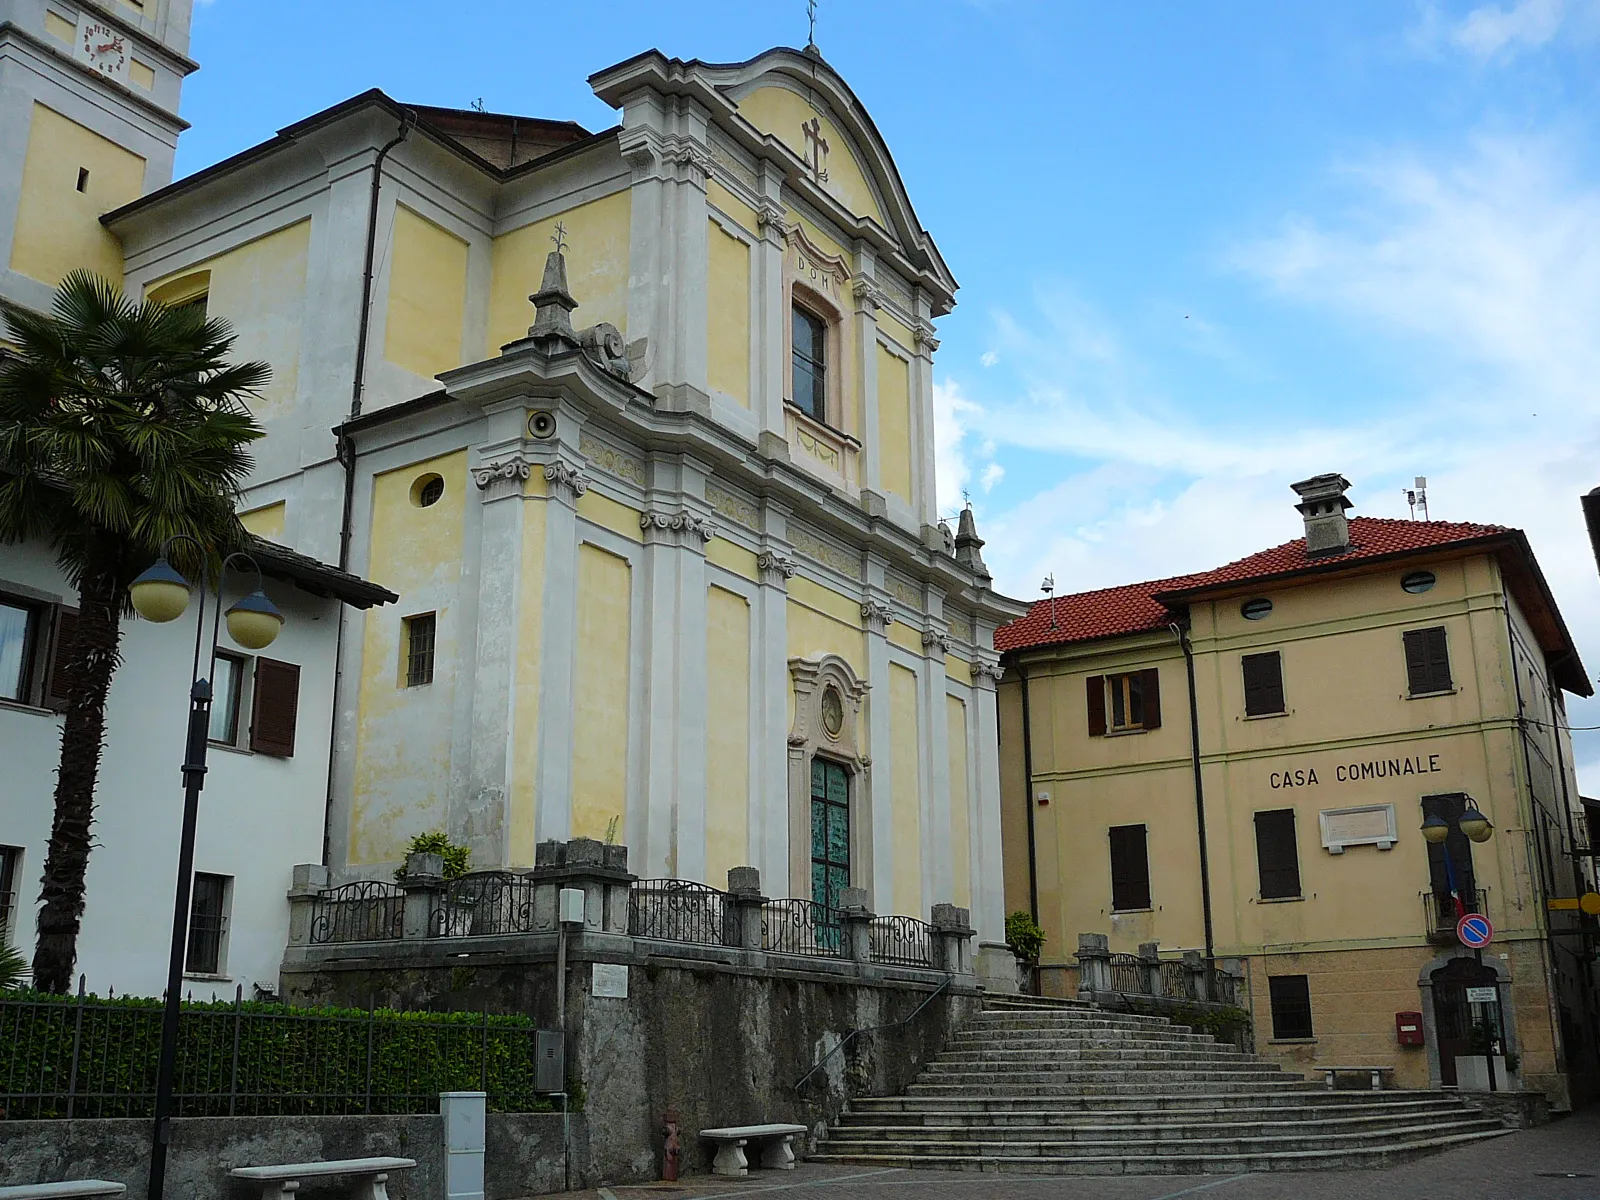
<box><xmin>813</xmin><ymin>995</ymin><xmax>1511</xmax><ymax>1173</ymax></box>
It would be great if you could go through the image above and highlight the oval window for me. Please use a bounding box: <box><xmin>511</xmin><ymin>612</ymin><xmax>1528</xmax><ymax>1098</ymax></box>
<box><xmin>1241</xmin><ymin>598</ymin><xmax>1273</xmax><ymax>621</ymax></box>
<box><xmin>1401</xmin><ymin>570</ymin><xmax>1436</xmax><ymax>594</ymax></box>
<box><xmin>821</xmin><ymin>686</ymin><xmax>845</xmax><ymax>739</ymax></box>
<box><xmin>411</xmin><ymin>474</ymin><xmax>445</xmax><ymax>508</ymax></box>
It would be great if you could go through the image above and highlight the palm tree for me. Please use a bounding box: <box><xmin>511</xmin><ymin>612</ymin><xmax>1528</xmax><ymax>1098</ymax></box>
<box><xmin>0</xmin><ymin>271</ymin><xmax>268</xmax><ymax>994</ymax></box>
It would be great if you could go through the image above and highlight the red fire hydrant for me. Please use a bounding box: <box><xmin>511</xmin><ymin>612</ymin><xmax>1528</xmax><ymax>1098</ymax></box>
<box><xmin>662</xmin><ymin>1109</ymin><xmax>682</xmax><ymax>1182</ymax></box>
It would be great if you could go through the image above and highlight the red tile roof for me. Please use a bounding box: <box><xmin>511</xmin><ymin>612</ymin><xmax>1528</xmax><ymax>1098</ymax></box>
<box><xmin>995</xmin><ymin>517</ymin><xmax>1507</xmax><ymax>653</ymax></box>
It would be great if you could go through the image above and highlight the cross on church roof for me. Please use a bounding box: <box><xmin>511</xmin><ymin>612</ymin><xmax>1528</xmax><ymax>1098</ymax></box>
<box><xmin>551</xmin><ymin>221</ymin><xmax>568</xmax><ymax>255</ymax></box>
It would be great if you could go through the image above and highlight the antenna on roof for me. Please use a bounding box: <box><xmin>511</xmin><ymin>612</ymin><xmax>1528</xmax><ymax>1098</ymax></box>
<box><xmin>1042</xmin><ymin>573</ymin><xmax>1058</xmax><ymax>630</ymax></box>
<box><xmin>469</xmin><ymin>97</ymin><xmax>485</xmax><ymax>112</ymax></box>
<box><xmin>1405</xmin><ymin>476</ymin><xmax>1430</xmax><ymax>522</ymax></box>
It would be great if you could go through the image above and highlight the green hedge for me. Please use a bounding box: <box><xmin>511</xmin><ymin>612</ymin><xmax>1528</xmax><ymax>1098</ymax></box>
<box><xmin>0</xmin><ymin>989</ymin><xmax>552</xmax><ymax>1119</ymax></box>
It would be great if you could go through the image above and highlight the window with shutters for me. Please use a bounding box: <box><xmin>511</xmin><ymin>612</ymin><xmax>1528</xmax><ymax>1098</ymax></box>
<box><xmin>1403</xmin><ymin>626</ymin><xmax>1452</xmax><ymax>695</ymax></box>
<box><xmin>249</xmin><ymin>658</ymin><xmax>300</xmax><ymax>758</ymax></box>
<box><xmin>0</xmin><ymin>844</ymin><xmax>20</xmax><ymax>944</ymax></box>
<box><xmin>405</xmin><ymin>613</ymin><xmax>437</xmax><ymax>687</ymax></box>
<box><xmin>184</xmin><ymin>872</ymin><xmax>230</xmax><ymax>975</ymax></box>
<box><xmin>1268</xmin><ymin>975</ymin><xmax>1314</xmax><ymax>1040</ymax></box>
<box><xmin>1087</xmin><ymin>670</ymin><xmax>1162</xmax><ymax>736</ymax></box>
<box><xmin>1109</xmin><ymin>824</ymin><xmax>1151</xmax><ymax>911</ymax></box>
<box><xmin>1241</xmin><ymin>651</ymin><xmax>1286</xmax><ymax>717</ymax></box>
<box><xmin>1254</xmin><ymin>809</ymin><xmax>1302</xmax><ymax>899</ymax></box>
<box><xmin>208</xmin><ymin>652</ymin><xmax>249</xmax><ymax>746</ymax></box>
<box><xmin>0</xmin><ymin>593</ymin><xmax>74</xmax><ymax>711</ymax></box>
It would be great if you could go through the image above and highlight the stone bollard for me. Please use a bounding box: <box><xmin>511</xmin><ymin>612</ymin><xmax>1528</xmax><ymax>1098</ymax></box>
<box><xmin>727</xmin><ymin>866</ymin><xmax>766</xmax><ymax>951</ymax></box>
<box><xmin>1138</xmin><ymin>942</ymin><xmax>1162</xmax><ymax>996</ymax></box>
<box><xmin>1183</xmin><ymin>950</ymin><xmax>1208</xmax><ymax>1002</ymax></box>
<box><xmin>838</xmin><ymin>887</ymin><xmax>874</xmax><ymax>962</ymax></box>
<box><xmin>285</xmin><ymin>863</ymin><xmax>328</xmax><ymax>947</ymax></box>
<box><xmin>400</xmin><ymin>851</ymin><xmax>446</xmax><ymax>939</ymax></box>
<box><xmin>532</xmin><ymin>838</ymin><xmax>635</xmax><ymax>934</ymax></box>
<box><xmin>1076</xmin><ymin>933</ymin><xmax>1112</xmax><ymax>1000</ymax></box>
<box><xmin>931</xmin><ymin>904</ymin><xmax>976</xmax><ymax>975</ymax></box>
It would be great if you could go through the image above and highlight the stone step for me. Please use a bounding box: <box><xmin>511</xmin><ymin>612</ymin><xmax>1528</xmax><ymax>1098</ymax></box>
<box><xmin>972</xmin><ymin>1012</ymin><xmax>1176</xmax><ymax>1028</ymax></box>
<box><xmin>939</xmin><ymin>1047</ymin><xmax>1251</xmax><ymax>1063</ymax></box>
<box><xmin>852</xmin><ymin>1093</ymin><xmax>1458</xmax><ymax>1115</ymax></box>
<box><xmin>984</xmin><ymin>997</ymin><xmax>1093</xmax><ymax>1012</ymax></box>
<box><xmin>846</xmin><ymin>1099</ymin><xmax>1477</xmax><ymax>1127</ymax></box>
<box><xmin>807</xmin><ymin>1127</ymin><xmax>1512</xmax><ymax>1174</ymax></box>
<box><xmin>953</xmin><ymin>1031</ymin><xmax>1231</xmax><ymax>1049</ymax></box>
<box><xmin>906</xmin><ymin>1080</ymin><xmax>1319</xmax><ymax>1098</ymax></box>
<box><xmin>919</xmin><ymin>1066</ymin><xmax>1301</xmax><ymax>1083</ymax></box>
<box><xmin>829</xmin><ymin>1111</ymin><xmax>1489</xmax><ymax>1142</ymax></box>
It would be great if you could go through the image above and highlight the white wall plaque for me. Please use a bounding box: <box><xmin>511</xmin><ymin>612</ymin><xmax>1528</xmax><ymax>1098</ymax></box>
<box><xmin>1318</xmin><ymin>803</ymin><xmax>1398</xmax><ymax>854</ymax></box>
<box><xmin>591</xmin><ymin>962</ymin><xmax>629</xmax><ymax>999</ymax></box>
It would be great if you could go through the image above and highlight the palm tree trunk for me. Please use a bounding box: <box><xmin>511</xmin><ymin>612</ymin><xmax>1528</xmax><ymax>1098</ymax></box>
<box><xmin>32</xmin><ymin>539</ymin><xmax>125</xmax><ymax>994</ymax></box>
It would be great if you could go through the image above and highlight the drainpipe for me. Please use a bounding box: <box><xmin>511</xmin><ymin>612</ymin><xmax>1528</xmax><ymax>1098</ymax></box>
<box><xmin>1019</xmin><ymin>663</ymin><xmax>1039</xmax><ymax>924</ymax></box>
<box><xmin>1172</xmin><ymin>619</ymin><xmax>1216</xmax><ymax>963</ymax></box>
<box><xmin>321</xmin><ymin>111</ymin><xmax>414</xmax><ymax>866</ymax></box>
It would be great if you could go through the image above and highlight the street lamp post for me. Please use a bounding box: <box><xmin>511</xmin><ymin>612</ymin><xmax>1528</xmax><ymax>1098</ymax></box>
<box><xmin>1420</xmin><ymin>804</ymin><xmax>1500</xmax><ymax>1093</ymax></box>
<box><xmin>129</xmin><ymin>542</ymin><xmax>284</xmax><ymax>1200</ymax></box>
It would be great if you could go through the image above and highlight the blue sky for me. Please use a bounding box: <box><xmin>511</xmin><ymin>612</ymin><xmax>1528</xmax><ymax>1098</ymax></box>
<box><xmin>180</xmin><ymin>1</ymin><xmax>1600</xmax><ymax>780</ymax></box>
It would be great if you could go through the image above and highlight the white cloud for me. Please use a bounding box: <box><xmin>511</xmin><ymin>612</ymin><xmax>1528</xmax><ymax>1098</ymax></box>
<box><xmin>980</xmin><ymin>350</ymin><xmax>999</xmax><ymax>367</ymax></box>
<box><xmin>1412</xmin><ymin>0</ymin><xmax>1599</xmax><ymax>60</ymax></box>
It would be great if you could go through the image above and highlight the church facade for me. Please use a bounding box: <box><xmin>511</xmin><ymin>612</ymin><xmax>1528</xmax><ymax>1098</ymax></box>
<box><xmin>104</xmin><ymin>48</ymin><xmax>1023</xmax><ymax>961</ymax></box>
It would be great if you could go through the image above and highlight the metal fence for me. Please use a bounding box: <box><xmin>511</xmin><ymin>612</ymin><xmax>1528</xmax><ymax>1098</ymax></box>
<box><xmin>627</xmin><ymin>879</ymin><xmax>729</xmax><ymax>947</ymax></box>
<box><xmin>868</xmin><ymin>916</ymin><xmax>936</xmax><ymax>968</ymax></box>
<box><xmin>429</xmin><ymin>872</ymin><xmax>537</xmax><ymax>938</ymax></box>
<box><xmin>1108</xmin><ymin>953</ymin><xmax>1144</xmax><ymax>993</ymax></box>
<box><xmin>761</xmin><ymin>899</ymin><xmax>845</xmax><ymax>959</ymax></box>
<box><xmin>1423</xmin><ymin>888</ymin><xmax>1487</xmax><ymax>944</ymax></box>
<box><xmin>0</xmin><ymin>983</ymin><xmax>545</xmax><ymax>1120</ymax></box>
<box><xmin>1157</xmin><ymin>959</ymin><xmax>1189</xmax><ymax>999</ymax></box>
<box><xmin>308</xmin><ymin>881</ymin><xmax>404</xmax><ymax>945</ymax></box>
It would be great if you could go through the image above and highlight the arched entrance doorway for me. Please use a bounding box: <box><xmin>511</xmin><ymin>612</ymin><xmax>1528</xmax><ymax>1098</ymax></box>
<box><xmin>1428</xmin><ymin>956</ymin><xmax>1505</xmax><ymax>1087</ymax></box>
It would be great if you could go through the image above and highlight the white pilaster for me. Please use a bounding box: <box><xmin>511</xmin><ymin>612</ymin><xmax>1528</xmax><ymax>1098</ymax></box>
<box><xmin>862</xmin><ymin>593</ymin><xmax>896</xmax><ymax>914</ymax></box>
<box><xmin>852</xmin><ymin>243</ymin><xmax>884</xmax><ymax>500</ymax></box>
<box><xmin>754</xmin><ymin>510</ymin><xmax>795</xmax><ymax>888</ymax></box>
<box><xmin>753</xmin><ymin>163</ymin><xmax>789</xmax><ymax>443</ymax></box>
<box><xmin>970</xmin><ymin>659</ymin><xmax>1006</xmax><ymax>942</ymax></box>
<box><xmin>533</xmin><ymin>456</ymin><xmax>589</xmax><ymax>844</ymax></box>
<box><xmin>920</xmin><ymin>623</ymin><xmax>954</xmax><ymax>911</ymax></box>
<box><xmin>911</xmin><ymin>289</ymin><xmax>941</xmax><ymax>528</ymax></box>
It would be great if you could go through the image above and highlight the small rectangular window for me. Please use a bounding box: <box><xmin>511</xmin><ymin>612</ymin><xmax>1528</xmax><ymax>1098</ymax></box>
<box><xmin>791</xmin><ymin>305</ymin><xmax>827</xmax><ymax>422</ymax></box>
<box><xmin>1403</xmin><ymin>626</ymin><xmax>1452</xmax><ymax>695</ymax></box>
<box><xmin>76</xmin><ymin>167</ymin><xmax>89</xmax><ymax>193</ymax></box>
<box><xmin>1087</xmin><ymin>670</ymin><xmax>1162</xmax><ymax>735</ymax></box>
<box><xmin>0</xmin><ymin>599</ymin><xmax>39</xmax><ymax>704</ymax></box>
<box><xmin>1109</xmin><ymin>824</ymin><xmax>1151</xmax><ymax>911</ymax></box>
<box><xmin>1254</xmin><ymin>809</ymin><xmax>1302</xmax><ymax>899</ymax></box>
<box><xmin>0</xmin><ymin>845</ymin><xmax>21</xmax><ymax>943</ymax></box>
<box><xmin>1268</xmin><ymin>975</ymin><xmax>1314</xmax><ymax>1040</ymax></box>
<box><xmin>208</xmin><ymin>652</ymin><xmax>247</xmax><ymax>744</ymax></box>
<box><xmin>405</xmin><ymin>613</ymin><xmax>437</xmax><ymax>687</ymax></box>
<box><xmin>185</xmin><ymin>872</ymin><xmax>230</xmax><ymax>975</ymax></box>
<box><xmin>1242</xmin><ymin>651</ymin><xmax>1285</xmax><ymax>716</ymax></box>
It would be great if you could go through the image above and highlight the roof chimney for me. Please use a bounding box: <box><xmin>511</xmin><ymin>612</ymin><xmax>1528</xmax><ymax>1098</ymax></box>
<box><xmin>1290</xmin><ymin>473</ymin><xmax>1353</xmax><ymax>558</ymax></box>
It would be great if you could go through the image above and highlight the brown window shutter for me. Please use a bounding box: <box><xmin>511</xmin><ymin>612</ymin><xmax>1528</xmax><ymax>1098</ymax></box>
<box><xmin>43</xmin><ymin>606</ymin><xmax>79</xmax><ymax>713</ymax></box>
<box><xmin>1109</xmin><ymin>824</ymin><xmax>1151</xmax><ymax>910</ymax></box>
<box><xmin>1242</xmin><ymin>652</ymin><xmax>1285</xmax><ymax>716</ymax></box>
<box><xmin>1086</xmin><ymin>675</ymin><xmax>1106</xmax><ymax>737</ymax></box>
<box><xmin>1140</xmin><ymin>667</ymin><xmax>1161</xmax><ymax>730</ymax></box>
<box><xmin>250</xmin><ymin>658</ymin><xmax>301</xmax><ymax>757</ymax></box>
<box><xmin>1404</xmin><ymin>627</ymin><xmax>1452</xmax><ymax>693</ymax></box>
<box><xmin>1425</xmin><ymin>627</ymin><xmax>1451</xmax><ymax>692</ymax></box>
<box><xmin>1254</xmin><ymin>809</ymin><xmax>1301</xmax><ymax>898</ymax></box>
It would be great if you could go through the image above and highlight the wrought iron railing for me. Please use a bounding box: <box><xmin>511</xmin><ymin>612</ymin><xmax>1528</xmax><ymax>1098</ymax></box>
<box><xmin>1423</xmin><ymin>888</ymin><xmax>1487</xmax><ymax>943</ymax></box>
<box><xmin>627</xmin><ymin>879</ymin><xmax>730</xmax><ymax>947</ymax></box>
<box><xmin>429</xmin><ymin>871</ymin><xmax>536</xmax><ymax>938</ymax></box>
<box><xmin>1157</xmin><ymin>958</ymin><xmax>1189</xmax><ymax>999</ymax></box>
<box><xmin>761</xmin><ymin>899</ymin><xmax>845</xmax><ymax>958</ymax></box>
<box><xmin>308</xmin><ymin>881</ymin><xmax>404</xmax><ymax>945</ymax></box>
<box><xmin>1108</xmin><ymin>953</ymin><xmax>1143</xmax><ymax>993</ymax></box>
<box><xmin>1204</xmin><ymin>964</ymin><xmax>1238</xmax><ymax>1006</ymax></box>
<box><xmin>868</xmin><ymin>915</ymin><xmax>936</xmax><ymax>967</ymax></box>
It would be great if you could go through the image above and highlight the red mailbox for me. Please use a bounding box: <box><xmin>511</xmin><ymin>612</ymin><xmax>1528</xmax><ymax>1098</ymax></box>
<box><xmin>1396</xmin><ymin>1011</ymin><xmax>1424</xmax><ymax>1047</ymax></box>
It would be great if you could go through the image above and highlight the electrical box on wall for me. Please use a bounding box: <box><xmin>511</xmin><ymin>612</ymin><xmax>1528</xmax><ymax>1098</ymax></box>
<box><xmin>1396</xmin><ymin>1011</ymin><xmax>1424</xmax><ymax>1046</ymax></box>
<box><xmin>559</xmin><ymin>887</ymin><xmax>585</xmax><ymax>925</ymax></box>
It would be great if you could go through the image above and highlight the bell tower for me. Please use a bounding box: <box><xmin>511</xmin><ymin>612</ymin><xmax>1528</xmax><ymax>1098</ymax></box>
<box><xmin>0</xmin><ymin>0</ymin><xmax>198</xmax><ymax>315</ymax></box>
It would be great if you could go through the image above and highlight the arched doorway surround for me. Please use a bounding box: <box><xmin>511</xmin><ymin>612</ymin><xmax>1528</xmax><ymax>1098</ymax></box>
<box><xmin>787</xmin><ymin>655</ymin><xmax>870</xmax><ymax>903</ymax></box>
<box><xmin>1418</xmin><ymin>949</ymin><xmax>1517</xmax><ymax>1088</ymax></box>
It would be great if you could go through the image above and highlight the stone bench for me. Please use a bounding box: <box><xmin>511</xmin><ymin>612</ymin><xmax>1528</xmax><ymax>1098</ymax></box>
<box><xmin>0</xmin><ymin>1185</ymin><xmax>126</xmax><ymax>1199</ymax></box>
<box><xmin>1321</xmin><ymin>1065</ymin><xmax>1396</xmax><ymax>1090</ymax></box>
<box><xmin>228</xmin><ymin>1156</ymin><xmax>416</xmax><ymax>1200</ymax></box>
<box><xmin>700</xmin><ymin>1123</ymin><xmax>808</xmax><ymax>1176</ymax></box>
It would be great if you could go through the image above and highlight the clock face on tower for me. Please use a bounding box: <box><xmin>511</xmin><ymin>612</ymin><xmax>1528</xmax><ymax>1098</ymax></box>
<box><xmin>77</xmin><ymin>18</ymin><xmax>130</xmax><ymax>84</ymax></box>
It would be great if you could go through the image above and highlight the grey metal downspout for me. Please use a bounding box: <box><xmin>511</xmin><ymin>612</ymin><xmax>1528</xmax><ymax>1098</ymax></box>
<box><xmin>322</xmin><ymin>112</ymin><xmax>413</xmax><ymax>866</ymax></box>
<box><xmin>1019</xmin><ymin>664</ymin><xmax>1039</xmax><ymax>923</ymax></box>
<box><xmin>1173</xmin><ymin>620</ymin><xmax>1216</xmax><ymax>962</ymax></box>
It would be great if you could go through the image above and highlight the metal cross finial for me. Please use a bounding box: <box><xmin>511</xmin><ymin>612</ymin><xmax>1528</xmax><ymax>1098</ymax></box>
<box><xmin>551</xmin><ymin>221</ymin><xmax>568</xmax><ymax>255</ymax></box>
<box><xmin>807</xmin><ymin>0</ymin><xmax>818</xmax><ymax>47</ymax></box>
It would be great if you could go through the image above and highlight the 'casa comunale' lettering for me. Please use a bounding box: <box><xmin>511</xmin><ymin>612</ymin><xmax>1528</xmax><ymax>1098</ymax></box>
<box><xmin>1270</xmin><ymin>753</ymin><xmax>1442</xmax><ymax>790</ymax></box>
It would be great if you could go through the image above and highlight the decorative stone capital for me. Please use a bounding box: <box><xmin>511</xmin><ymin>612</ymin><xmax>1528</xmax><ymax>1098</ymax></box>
<box><xmin>542</xmin><ymin>459</ymin><xmax>589</xmax><ymax>501</ymax></box>
<box><xmin>914</xmin><ymin>324</ymin><xmax>941</xmax><ymax>355</ymax></box>
<box><xmin>640</xmin><ymin>508</ymin><xmax>717</xmax><ymax>547</ymax></box>
<box><xmin>664</xmin><ymin>140</ymin><xmax>713</xmax><ymax>186</ymax></box>
<box><xmin>922</xmin><ymin>627</ymin><xmax>951</xmax><ymax>656</ymax></box>
<box><xmin>757</xmin><ymin>550</ymin><xmax>797</xmax><ymax>586</ymax></box>
<box><xmin>970</xmin><ymin>659</ymin><xmax>1004</xmax><ymax>689</ymax></box>
<box><xmin>473</xmin><ymin>455</ymin><xmax>533</xmax><ymax>499</ymax></box>
<box><xmin>851</xmin><ymin>277</ymin><xmax>884</xmax><ymax>313</ymax></box>
<box><xmin>860</xmin><ymin>599</ymin><xmax>894</xmax><ymax>632</ymax></box>
<box><xmin>756</xmin><ymin>202</ymin><xmax>789</xmax><ymax>243</ymax></box>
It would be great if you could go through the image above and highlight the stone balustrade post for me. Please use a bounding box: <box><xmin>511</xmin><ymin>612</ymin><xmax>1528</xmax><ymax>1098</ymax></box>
<box><xmin>400</xmin><ymin>852</ymin><xmax>446</xmax><ymax>940</ymax></box>
<box><xmin>1076</xmin><ymin>933</ymin><xmax>1112</xmax><ymax>1000</ymax></box>
<box><xmin>839</xmin><ymin>887</ymin><xmax>874</xmax><ymax>962</ymax></box>
<box><xmin>727</xmin><ymin>866</ymin><xmax>766</xmax><ymax>951</ymax></box>
<box><xmin>1138</xmin><ymin>941</ymin><xmax>1162</xmax><ymax>996</ymax></box>
<box><xmin>531</xmin><ymin>838</ymin><xmax>636</xmax><ymax>934</ymax></box>
<box><xmin>285</xmin><ymin>863</ymin><xmax>328</xmax><ymax>948</ymax></box>
<box><xmin>1183</xmin><ymin>949</ymin><xmax>1207</xmax><ymax>1002</ymax></box>
<box><xmin>931</xmin><ymin>903</ymin><xmax>976</xmax><ymax>975</ymax></box>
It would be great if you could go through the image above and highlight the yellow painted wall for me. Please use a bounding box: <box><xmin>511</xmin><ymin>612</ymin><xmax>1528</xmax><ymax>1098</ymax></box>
<box><xmin>707</xmin><ymin>180</ymin><xmax>758</xmax><ymax>232</ymax></box>
<box><xmin>239</xmin><ymin>501</ymin><xmax>285</xmax><ymax>540</ymax></box>
<box><xmin>887</xmin><ymin>621</ymin><xmax>922</xmax><ymax>656</ymax></box>
<box><xmin>488</xmin><ymin>190</ymin><xmax>630</xmax><ymax>355</ymax></box>
<box><xmin>508</xmin><ymin>488</ymin><xmax>547</xmax><ymax>864</ymax></box>
<box><xmin>947</xmin><ymin>695</ymin><xmax>972</xmax><ymax>908</ymax></box>
<box><xmin>786</xmin><ymin>577</ymin><xmax>865</xmax><ymax>671</ymax></box>
<box><xmin>146</xmin><ymin>221</ymin><xmax>311</xmax><ymax>420</ymax></box>
<box><xmin>706</xmin><ymin>219</ymin><xmax>751</xmax><ymax>406</ymax></box>
<box><xmin>384</xmin><ymin>204</ymin><xmax>469</xmax><ymax>379</ymax></box>
<box><xmin>44</xmin><ymin>10</ymin><xmax>74</xmax><ymax>42</ymax></box>
<box><xmin>945</xmin><ymin>655</ymin><xmax>973</xmax><ymax>686</ymax></box>
<box><xmin>350</xmin><ymin>450</ymin><xmax>468</xmax><ymax>864</ymax></box>
<box><xmin>572</xmin><ymin>543</ymin><xmax>631</xmax><ymax>841</ymax></box>
<box><xmin>876</xmin><ymin>346</ymin><xmax>913</xmax><ymax>505</ymax></box>
<box><xmin>890</xmin><ymin>663</ymin><xmax>923</xmax><ymax>915</ymax></box>
<box><xmin>706</xmin><ymin>538</ymin><xmax>759</xmax><ymax>582</ymax></box>
<box><xmin>705</xmin><ymin>585</ymin><xmax>752</xmax><ymax>883</ymax></box>
<box><xmin>735</xmin><ymin>86</ymin><xmax>885</xmax><ymax>226</ymax></box>
<box><xmin>576</xmin><ymin>490</ymin><xmax>644</xmax><ymax>543</ymax></box>
<box><xmin>129</xmin><ymin>60</ymin><xmax>156</xmax><ymax>90</ymax></box>
<box><xmin>10</xmin><ymin>103</ymin><xmax>145</xmax><ymax>288</ymax></box>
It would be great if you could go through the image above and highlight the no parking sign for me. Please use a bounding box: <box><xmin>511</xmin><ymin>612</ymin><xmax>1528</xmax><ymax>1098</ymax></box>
<box><xmin>1457</xmin><ymin>912</ymin><xmax>1493</xmax><ymax>949</ymax></box>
